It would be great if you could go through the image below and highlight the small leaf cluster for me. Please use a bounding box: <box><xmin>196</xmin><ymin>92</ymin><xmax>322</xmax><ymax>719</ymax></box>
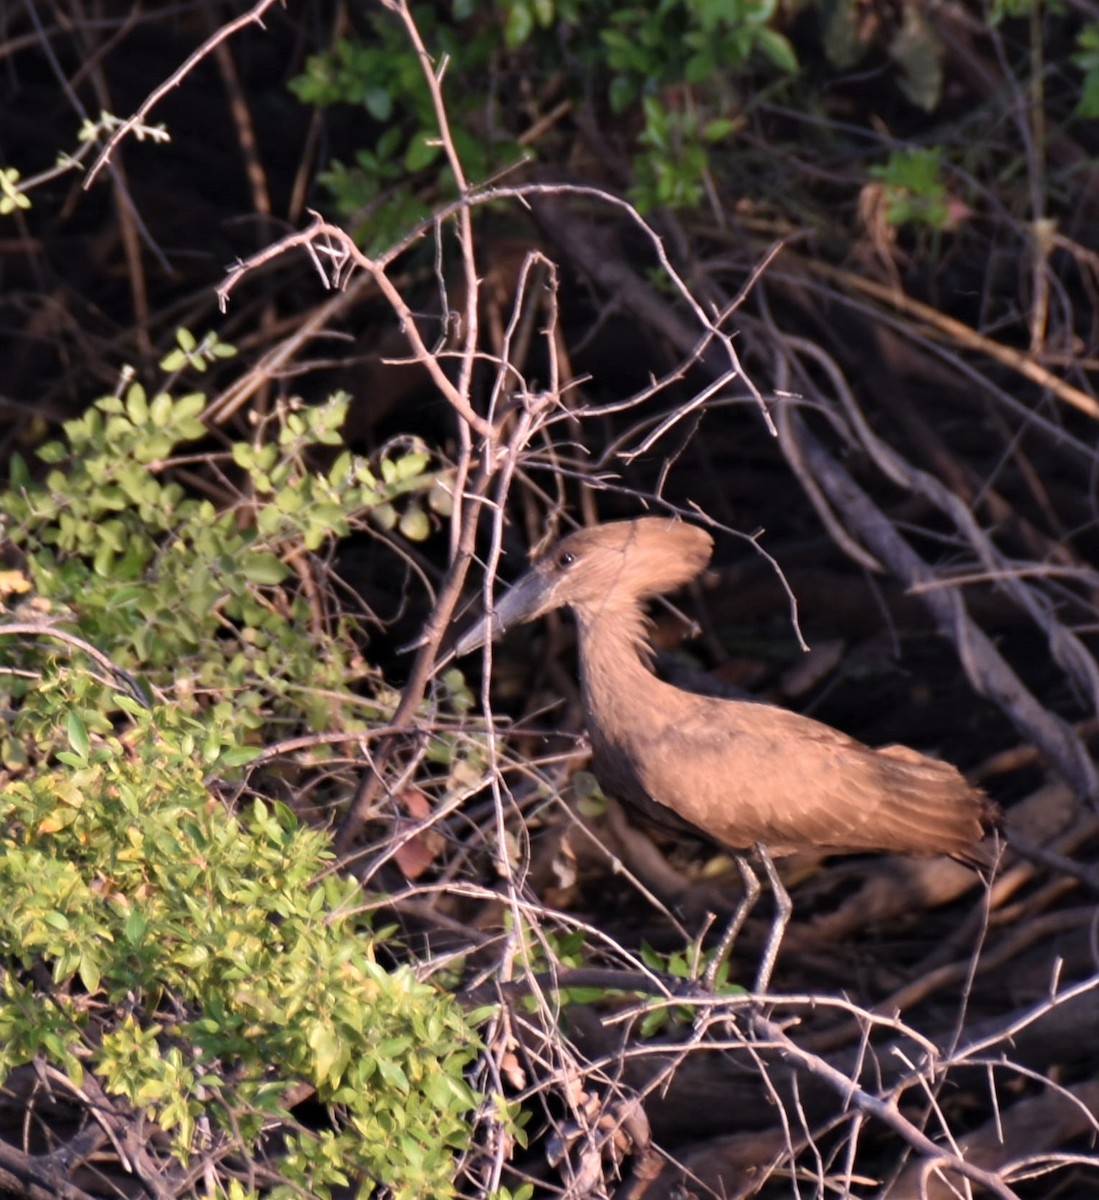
<box><xmin>600</xmin><ymin>0</ymin><xmax>796</xmax><ymax>209</ymax></box>
<box><xmin>290</xmin><ymin>8</ymin><xmax>504</xmax><ymax>248</ymax></box>
<box><xmin>0</xmin><ymin>167</ymin><xmax>31</xmax><ymax>214</ymax></box>
<box><xmin>601</xmin><ymin>0</ymin><xmax>794</xmax><ymax>103</ymax></box>
<box><xmin>160</xmin><ymin>326</ymin><xmax>236</xmax><ymax>374</ymax></box>
<box><xmin>868</xmin><ymin>147</ymin><xmax>953</xmax><ymax>230</ymax></box>
<box><xmin>232</xmin><ymin>403</ymin><xmax>453</xmax><ymax>554</ymax></box>
<box><xmin>2</xmin><ymin>346</ymin><xmax>455</xmax><ymax>735</ymax></box>
<box><xmin>290</xmin><ymin>0</ymin><xmax>796</xmax><ymax>224</ymax></box>
<box><xmin>636</xmin><ymin>942</ymin><xmax>741</xmax><ymax>1035</ymax></box>
<box><xmin>77</xmin><ymin>109</ymin><xmax>171</xmax><ymax>145</ymax></box>
<box><xmin>0</xmin><ymin>110</ymin><xmax>170</xmax><ymax>219</ymax></box>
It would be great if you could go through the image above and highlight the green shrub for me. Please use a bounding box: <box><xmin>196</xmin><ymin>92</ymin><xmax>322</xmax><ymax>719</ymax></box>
<box><xmin>0</xmin><ymin>341</ymin><xmax>484</xmax><ymax>1198</ymax></box>
<box><xmin>290</xmin><ymin>0</ymin><xmax>796</xmax><ymax>228</ymax></box>
<box><xmin>0</xmin><ymin>709</ymin><xmax>479</xmax><ymax>1197</ymax></box>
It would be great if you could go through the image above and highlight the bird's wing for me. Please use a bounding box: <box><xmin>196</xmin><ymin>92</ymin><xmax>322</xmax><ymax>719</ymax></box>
<box><xmin>627</xmin><ymin>701</ymin><xmax>988</xmax><ymax>858</ymax></box>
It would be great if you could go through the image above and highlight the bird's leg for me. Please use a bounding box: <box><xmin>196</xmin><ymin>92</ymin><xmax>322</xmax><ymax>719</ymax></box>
<box><xmin>752</xmin><ymin>844</ymin><xmax>792</xmax><ymax>994</ymax></box>
<box><xmin>702</xmin><ymin>855</ymin><xmax>761</xmax><ymax>990</ymax></box>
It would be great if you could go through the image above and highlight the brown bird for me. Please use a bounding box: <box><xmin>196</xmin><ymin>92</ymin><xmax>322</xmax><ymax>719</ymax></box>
<box><xmin>456</xmin><ymin>517</ymin><xmax>999</xmax><ymax>990</ymax></box>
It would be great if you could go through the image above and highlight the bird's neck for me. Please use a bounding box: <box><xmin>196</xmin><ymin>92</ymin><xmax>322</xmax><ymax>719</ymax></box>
<box><xmin>573</xmin><ymin>601</ymin><xmax>669</xmax><ymax>743</ymax></box>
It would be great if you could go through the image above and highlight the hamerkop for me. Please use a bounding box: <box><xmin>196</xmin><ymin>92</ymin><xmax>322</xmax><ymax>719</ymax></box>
<box><xmin>457</xmin><ymin>517</ymin><xmax>998</xmax><ymax>990</ymax></box>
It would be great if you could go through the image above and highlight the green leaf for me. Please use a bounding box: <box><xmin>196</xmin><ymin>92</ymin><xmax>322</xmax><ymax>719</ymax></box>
<box><xmin>1078</xmin><ymin>71</ymin><xmax>1099</xmax><ymax>119</ymax></box>
<box><xmin>372</xmin><ymin>503</ymin><xmax>398</xmax><ymax>531</ymax></box>
<box><xmin>756</xmin><ymin>27</ymin><xmax>798</xmax><ymax>74</ymax></box>
<box><xmin>240</xmin><ymin>553</ymin><xmax>288</xmax><ymax>585</ymax></box>
<box><xmin>703</xmin><ymin>117</ymin><xmax>736</xmax><ymax>142</ymax></box>
<box><xmin>124</xmin><ymin>908</ymin><xmax>147</xmax><ymax>944</ymax></box>
<box><xmin>174</xmin><ymin>392</ymin><xmax>207</xmax><ymax>421</ymax></box>
<box><xmin>150</xmin><ymin>391</ymin><xmax>173</xmax><ymax>426</ymax></box>
<box><xmin>404</xmin><ymin>132</ymin><xmax>440</xmax><ymax>173</ymax></box>
<box><xmin>363</xmin><ymin>87</ymin><xmax>393</xmax><ymax>121</ymax></box>
<box><xmin>8</xmin><ymin>451</ymin><xmax>29</xmax><ymax>486</ymax></box>
<box><xmin>427</xmin><ymin>482</ymin><xmax>453</xmax><ymax>516</ymax></box>
<box><xmin>124</xmin><ymin>384</ymin><xmax>148</xmax><ymax>424</ymax></box>
<box><xmin>394</xmin><ymin>451</ymin><xmax>430</xmax><ymax>481</ymax></box>
<box><xmin>218</xmin><ymin>744</ymin><xmax>260</xmax><ymax>767</ymax></box>
<box><xmin>92</xmin><ymin>544</ymin><xmax>116</xmax><ymax>577</ymax></box>
<box><xmin>889</xmin><ymin>7</ymin><xmax>943</xmax><ymax>112</ymax></box>
<box><xmin>398</xmin><ymin>506</ymin><xmax>431</xmax><ymax>542</ymax></box>
<box><xmin>78</xmin><ymin>955</ymin><xmax>102</xmax><ymax>995</ymax></box>
<box><xmin>308</xmin><ymin>1021</ymin><xmax>343</xmax><ymax>1084</ymax></box>
<box><xmin>685</xmin><ymin>50</ymin><xmax>715</xmax><ymax>84</ymax></box>
<box><xmin>66</xmin><ymin>711</ymin><xmax>90</xmax><ymax>758</ymax></box>
<box><xmin>505</xmin><ymin>1</ymin><xmax>533</xmax><ymax>46</ymax></box>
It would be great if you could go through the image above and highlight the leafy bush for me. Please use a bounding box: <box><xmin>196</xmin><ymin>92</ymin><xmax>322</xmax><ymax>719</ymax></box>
<box><xmin>290</xmin><ymin>0</ymin><xmax>796</xmax><ymax>227</ymax></box>
<box><xmin>0</xmin><ymin>342</ymin><xmax>484</xmax><ymax>1198</ymax></box>
<box><xmin>290</xmin><ymin>6</ymin><xmax>504</xmax><ymax>246</ymax></box>
<box><xmin>3</xmin><ymin>335</ymin><xmax>453</xmax><ymax>721</ymax></box>
<box><xmin>0</xmin><ymin>707</ymin><xmax>479</xmax><ymax>1197</ymax></box>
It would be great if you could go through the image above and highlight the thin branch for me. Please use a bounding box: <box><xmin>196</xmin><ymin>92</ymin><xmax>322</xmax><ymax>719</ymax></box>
<box><xmin>84</xmin><ymin>0</ymin><xmax>283</xmax><ymax>188</ymax></box>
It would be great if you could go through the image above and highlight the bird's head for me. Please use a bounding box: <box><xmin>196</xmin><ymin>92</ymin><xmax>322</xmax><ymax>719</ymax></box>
<box><xmin>455</xmin><ymin>517</ymin><xmax>713</xmax><ymax>654</ymax></box>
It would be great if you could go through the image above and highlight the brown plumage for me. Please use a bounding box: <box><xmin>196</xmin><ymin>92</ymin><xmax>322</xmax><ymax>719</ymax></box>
<box><xmin>457</xmin><ymin>517</ymin><xmax>998</xmax><ymax>867</ymax></box>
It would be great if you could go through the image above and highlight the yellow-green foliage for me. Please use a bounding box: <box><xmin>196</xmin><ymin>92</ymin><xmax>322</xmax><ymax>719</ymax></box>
<box><xmin>0</xmin><ymin>342</ymin><xmax>483</xmax><ymax>1197</ymax></box>
<box><xmin>0</xmin><ymin>700</ymin><xmax>479</xmax><ymax>1197</ymax></box>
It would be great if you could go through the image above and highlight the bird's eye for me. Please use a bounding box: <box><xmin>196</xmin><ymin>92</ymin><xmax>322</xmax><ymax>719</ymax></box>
<box><xmin>556</xmin><ymin>551</ymin><xmax>576</xmax><ymax>569</ymax></box>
